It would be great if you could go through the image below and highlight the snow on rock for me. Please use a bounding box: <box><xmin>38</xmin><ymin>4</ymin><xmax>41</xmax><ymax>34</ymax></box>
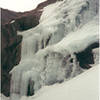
<box><xmin>20</xmin><ymin>64</ymin><xmax>99</xmax><ymax>100</ymax></box>
<box><xmin>10</xmin><ymin>0</ymin><xmax>99</xmax><ymax>99</ymax></box>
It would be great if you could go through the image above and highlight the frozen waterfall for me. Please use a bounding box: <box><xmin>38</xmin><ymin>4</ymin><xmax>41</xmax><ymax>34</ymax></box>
<box><xmin>10</xmin><ymin>0</ymin><xmax>99</xmax><ymax>99</ymax></box>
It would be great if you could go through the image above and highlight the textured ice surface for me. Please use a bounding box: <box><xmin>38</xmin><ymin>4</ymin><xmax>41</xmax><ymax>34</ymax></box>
<box><xmin>10</xmin><ymin>0</ymin><xmax>99</xmax><ymax>99</ymax></box>
<box><xmin>20</xmin><ymin>64</ymin><xmax>99</xmax><ymax>100</ymax></box>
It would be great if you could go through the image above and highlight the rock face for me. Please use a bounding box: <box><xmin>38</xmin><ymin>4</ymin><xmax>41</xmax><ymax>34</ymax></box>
<box><xmin>76</xmin><ymin>42</ymin><xmax>99</xmax><ymax>69</ymax></box>
<box><xmin>1</xmin><ymin>0</ymin><xmax>58</xmax><ymax>97</ymax></box>
<box><xmin>1</xmin><ymin>8</ymin><xmax>22</xmax><ymax>25</ymax></box>
<box><xmin>1</xmin><ymin>23</ymin><xmax>22</xmax><ymax>96</ymax></box>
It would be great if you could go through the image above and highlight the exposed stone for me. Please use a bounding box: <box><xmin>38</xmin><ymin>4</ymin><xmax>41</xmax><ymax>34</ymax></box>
<box><xmin>76</xmin><ymin>42</ymin><xmax>99</xmax><ymax>69</ymax></box>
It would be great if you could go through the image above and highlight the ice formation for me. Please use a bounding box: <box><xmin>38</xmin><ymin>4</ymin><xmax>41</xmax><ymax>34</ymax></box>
<box><xmin>10</xmin><ymin>0</ymin><xmax>99</xmax><ymax>99</ymax></box>
<box><xmin>20</xmin><ymin>64</ymin><xmax>99</xmax><ymax>100</ymax></box>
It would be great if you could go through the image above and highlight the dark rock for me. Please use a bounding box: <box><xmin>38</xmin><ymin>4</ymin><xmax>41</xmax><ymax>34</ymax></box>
<box><xmin>76</xmin><ymin>42</ymin><xmax>99</xmax><ymax>69</ymax></box>
<box><xmin>1</xmin><ymin>23</ymin><xmax>22</xmax><ymax>96</ymax></box>
<box><xmin>1</xmin><ymin>8</ymin><xmax>22</xmax><ymax>25</ymax></box>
